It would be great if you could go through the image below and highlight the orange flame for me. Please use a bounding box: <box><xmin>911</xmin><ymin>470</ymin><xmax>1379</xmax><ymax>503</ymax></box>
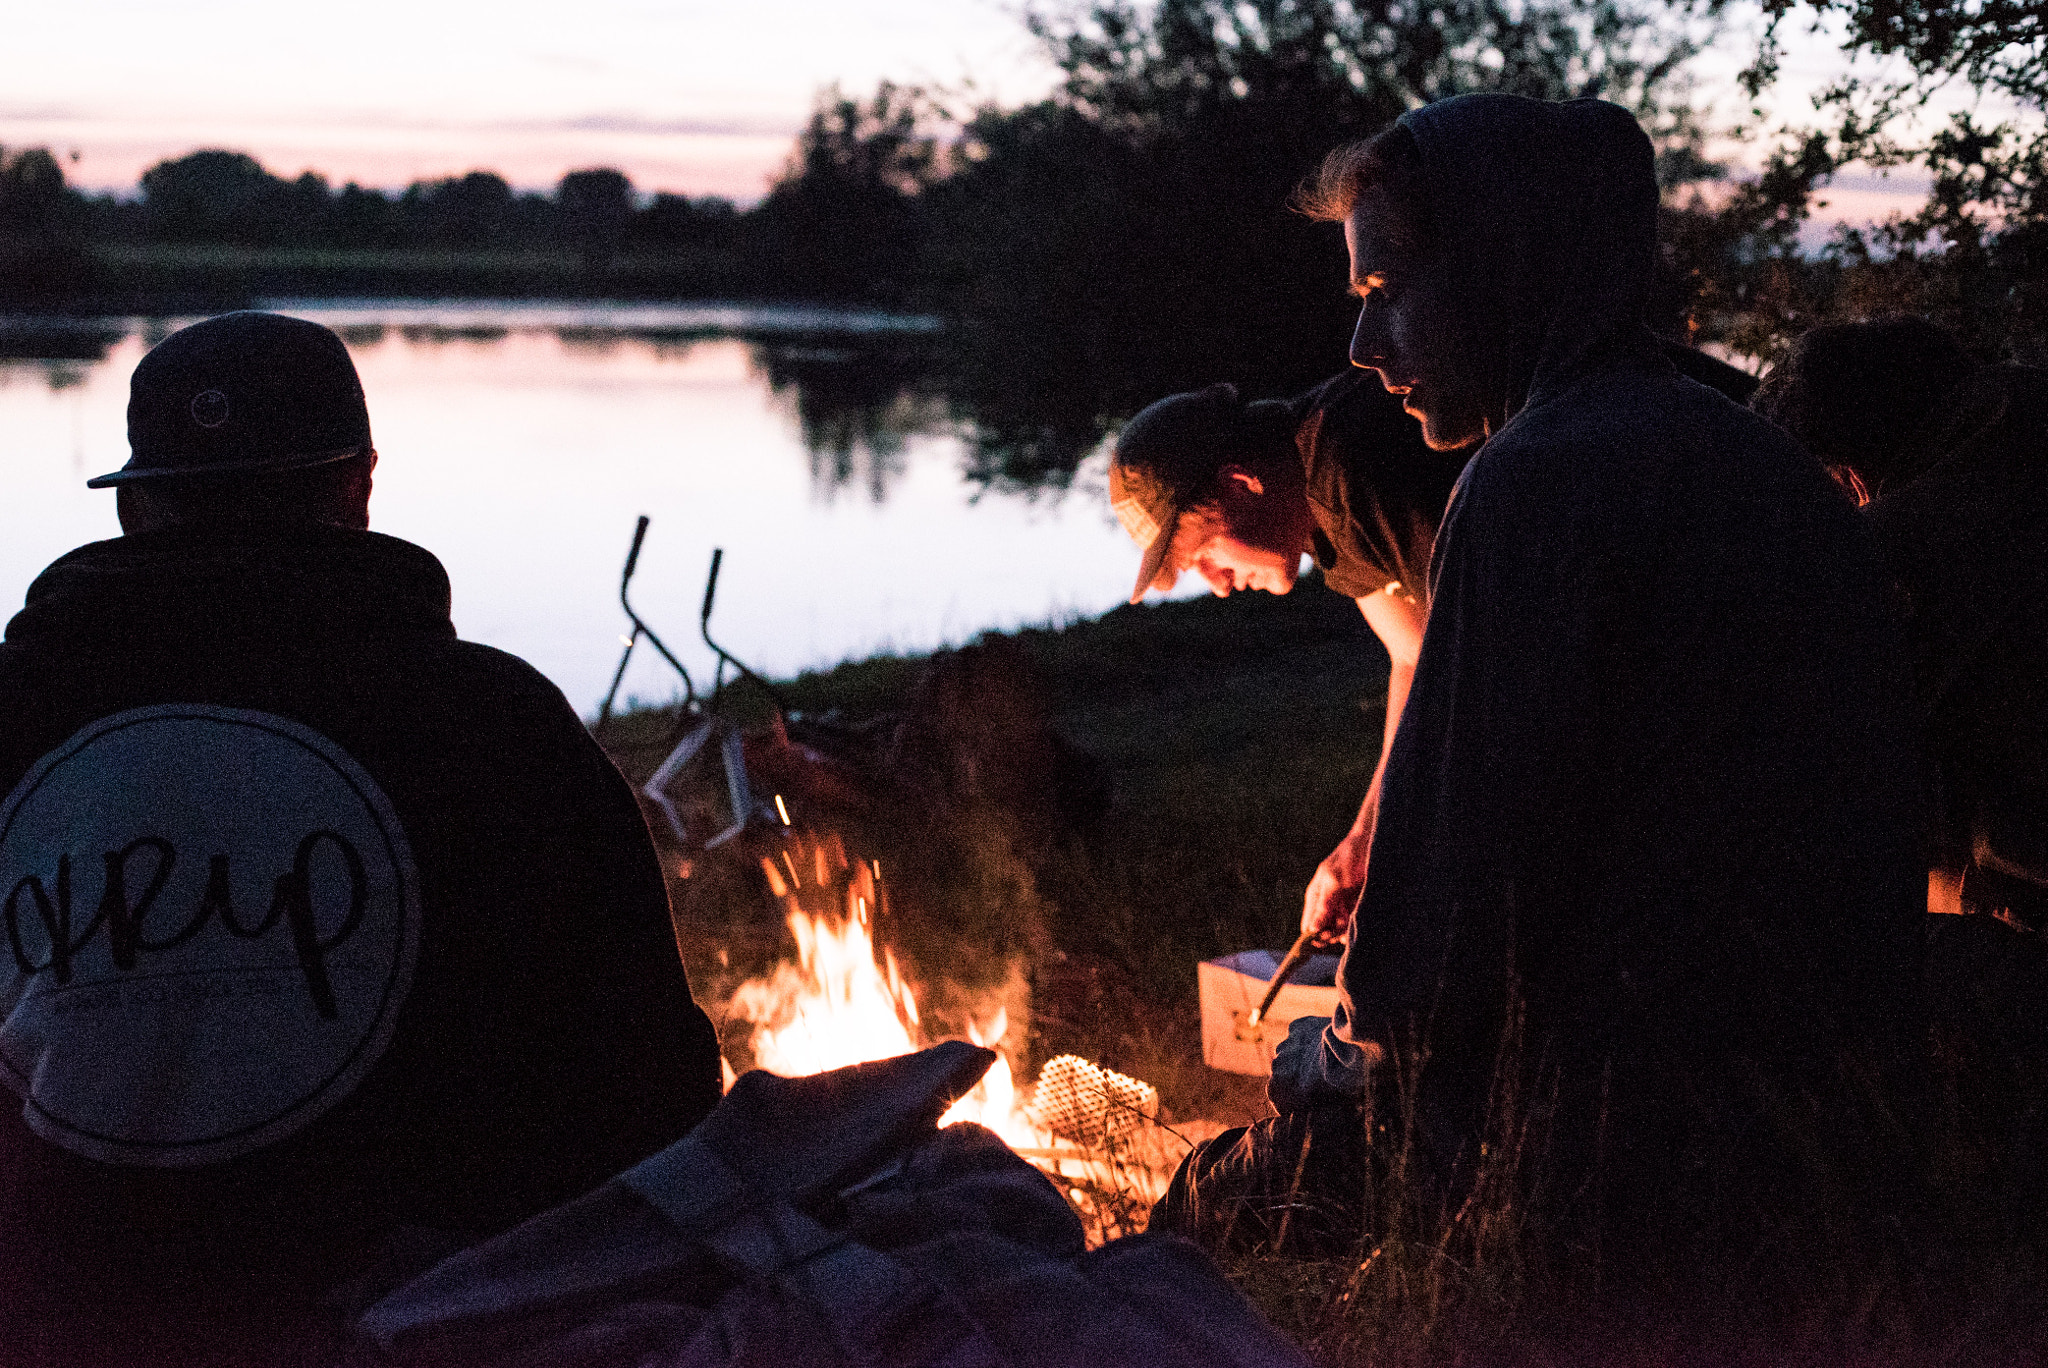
<box><xmin>720</xmin><ymin>834</ymin><xmax>1192</xmax><ymax>1240</ymax></box>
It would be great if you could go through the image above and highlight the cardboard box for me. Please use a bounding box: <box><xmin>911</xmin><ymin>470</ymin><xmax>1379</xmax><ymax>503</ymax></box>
<box><xmin>1197</xmin><ymin>949</ymin><xmax>1343</xmax><ymax>1076</ymax></box>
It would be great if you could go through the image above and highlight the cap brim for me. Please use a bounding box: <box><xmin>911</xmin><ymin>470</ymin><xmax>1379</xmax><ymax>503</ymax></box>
<box><xmin>86</xmin><ymin>445</ymin><xmax>365</xmax><ymax>489</ymax></box>
<box><xmin>1128</xmin><ymin>514</ymin><xmax>1177</xmax><ymax>605</ymax></box>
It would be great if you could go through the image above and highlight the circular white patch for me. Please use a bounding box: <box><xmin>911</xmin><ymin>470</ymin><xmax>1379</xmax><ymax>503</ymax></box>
<box><xmin>0</xmin><ymin>706</ymin><xmax>420</xmax><ymax>1167</ymax></box>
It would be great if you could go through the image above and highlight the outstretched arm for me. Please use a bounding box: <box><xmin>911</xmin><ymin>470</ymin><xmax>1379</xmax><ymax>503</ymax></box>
<box><xmin>1301</xmin><ymin>588</ymin><xmax>1428</xmax><ymax>945</ymax></box>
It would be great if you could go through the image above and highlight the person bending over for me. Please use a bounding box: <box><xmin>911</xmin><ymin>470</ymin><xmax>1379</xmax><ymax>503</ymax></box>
<box><xmin>0</xmin><ymin>312</ymin><xmax>724</xmax><ymax>1366</ymax></box>
<box><xmin>1113</xmin><ymin>349</ymin><xmax>1756</xmax><ymax>951</ymax></box>
<box><xmin>1110</xmin><ymin>373</ymin><xmax>1457</xmax><ymax>945</ymax></box>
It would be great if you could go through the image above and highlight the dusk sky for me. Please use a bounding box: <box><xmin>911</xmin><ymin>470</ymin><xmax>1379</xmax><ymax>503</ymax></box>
<box><xmin>3</xmin><ymin>0</ymin><xmax>1055</xmax><ymax>199</ymax></box>
<box><xmin>4</xmin><ymin>0</ymin><xmax>1931</xmax><ymax>223</ymax></box>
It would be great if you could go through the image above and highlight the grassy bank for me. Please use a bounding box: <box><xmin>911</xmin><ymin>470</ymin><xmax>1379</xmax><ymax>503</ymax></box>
<box><xmin>599</xmin><ymin>577</ymin><xmax>2048</xmax><ymax>1363</ymax></box>
<box><xmin>604</xmin><ymin>573</ymin><xmax>1388</xmax><ymax>1117</ymax></box>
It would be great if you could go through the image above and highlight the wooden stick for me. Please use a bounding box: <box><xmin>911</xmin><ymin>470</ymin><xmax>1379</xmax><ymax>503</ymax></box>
<box><xmin>1245</xmin><ymin>930</ymin><xmax>1317</xmax><ymax>1030</ymax></box>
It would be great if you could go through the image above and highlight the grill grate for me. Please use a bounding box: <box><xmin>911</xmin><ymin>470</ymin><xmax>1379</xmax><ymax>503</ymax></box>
<box><xmin>1029</xmin><ymin>1054</ymin><xmax>1159</xmax><ymax>1147</ymax></box>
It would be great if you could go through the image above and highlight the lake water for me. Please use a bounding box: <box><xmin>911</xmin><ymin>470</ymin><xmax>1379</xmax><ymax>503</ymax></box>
<box><xmin>0</xmin><ymin>302</ymin><xmax>1189</xmax><ymax>714</ymax></box>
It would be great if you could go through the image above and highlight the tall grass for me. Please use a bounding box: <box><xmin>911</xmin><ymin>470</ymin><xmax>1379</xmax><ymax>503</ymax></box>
<box><xmin>602</xmin><ymin>582</ymin><xmax>2048</xmax><ymax>1364</ymax></box>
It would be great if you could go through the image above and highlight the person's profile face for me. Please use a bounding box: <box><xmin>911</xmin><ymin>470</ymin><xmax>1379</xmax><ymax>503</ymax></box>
<box><xmin>1183</xmin><ymin>525</ymin><xmax>1300</xmax><ymax>596</ymax></box>
<box><xmin>1172</xmin><ymin>471</ymin><xmax>1302</xmax><ymax>597</ymax></box>
<box><xmin>1344</xmin><ymin>188</ymin><xmax>1489</xmax><ymax>451</ymax></box>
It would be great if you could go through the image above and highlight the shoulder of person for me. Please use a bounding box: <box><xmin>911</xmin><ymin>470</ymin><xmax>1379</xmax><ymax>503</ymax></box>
<box><xmin>1465</xmin><ymin>371</ymin><xmax>1816</xmax><ymax>547</ymax></box>
<box><xmin>429</xmin><ymin>641</ymin><xmax>613</xmax><ymax>757</ymax></box>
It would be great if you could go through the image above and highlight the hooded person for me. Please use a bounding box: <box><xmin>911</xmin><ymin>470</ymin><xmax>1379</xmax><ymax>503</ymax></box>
<box><xmin>1756</xmin><ymin>318</ymin><xmax>2048</xmax><ymax>1246</ymax></box>
<box><xmin>1754</xmin><ymin>316</ymin><xmax>2048</xmax><ymax>924</ymax></box>
<box><xmin>1112</xmin><ymin>353</ymin><xmax>1756</xmax><ymax>953</ymax></box>
<box><xmin>1158</xmin><ymin>97</ymin><xmax>1925</xmax><ymax>1299</ymax></box>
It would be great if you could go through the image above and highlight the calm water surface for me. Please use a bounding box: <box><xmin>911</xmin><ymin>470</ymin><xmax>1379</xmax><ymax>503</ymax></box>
<box><xmin>1</xmin><ymin>303</ymin><xmax>1184</xmax><ymax>713</ymax></box>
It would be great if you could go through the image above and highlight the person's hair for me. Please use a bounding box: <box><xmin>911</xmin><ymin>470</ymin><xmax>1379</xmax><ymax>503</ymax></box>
<box><xmin>1751</xmin><ymin>317</ymin><xmax>1976</xmax><ymax>499</ymax></box>
<box><xmin>1295</xmin><ymin>123</ymin><xmax>1431</xmax><ymax>250</ymax></box>
<box><xmin>120</xmin><ymin>449</ymin><xmax>375</xmax><ymax>528</ymax></box>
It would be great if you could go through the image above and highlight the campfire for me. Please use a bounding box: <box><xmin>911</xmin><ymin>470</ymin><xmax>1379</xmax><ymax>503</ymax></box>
<box><xmin>719</xmin><ymin>830</ymin><xmax>1192</xmax><ymax>1241</ymax></box>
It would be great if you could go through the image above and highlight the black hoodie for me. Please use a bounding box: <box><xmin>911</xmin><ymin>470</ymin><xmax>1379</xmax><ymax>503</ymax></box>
<box><xmin>0</xmin><ymin>523</ymin><xmax>721</xmax><ymax>1358</ymax></box>
<box><xmin>1289</xmin><ymin>96</ymin><xmax>1923</xmax><ymax>1239</ymax></box>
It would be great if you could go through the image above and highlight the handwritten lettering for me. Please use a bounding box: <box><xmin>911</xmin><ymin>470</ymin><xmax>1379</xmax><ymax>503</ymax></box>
<box><xmin>4</xmin><ymin>831</ymin><xmax>369</xmax><ymax>1020</ymax></box>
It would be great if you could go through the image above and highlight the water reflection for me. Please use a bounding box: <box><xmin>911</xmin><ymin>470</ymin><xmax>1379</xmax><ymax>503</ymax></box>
<box><xmin>752</xmin><ymin>336</ymin><xmax>945</xmax><ymax>504</ymax></box>
<box><xmin>0</xmin><ymin>306</ymin><xmax>1118</xmax><ymax>504</ymax></box>
<box><xmin>0</xmin><ymin>302</ymin><xmax>1173</xmax><ymax>713</ymax></box>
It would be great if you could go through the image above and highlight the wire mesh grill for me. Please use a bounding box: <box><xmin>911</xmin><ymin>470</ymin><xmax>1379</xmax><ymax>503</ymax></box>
<box><xmin>1029</xmin><ymin>1054</ymin><xmax>1160</xmax><ymax>1147</ymax></box>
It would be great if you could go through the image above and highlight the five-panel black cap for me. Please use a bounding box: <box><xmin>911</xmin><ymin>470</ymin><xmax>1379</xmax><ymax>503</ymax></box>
<box><xmin>87</xmin><ymin>311</ymin><xmax>372</xmax><ymax>488</ymax></box>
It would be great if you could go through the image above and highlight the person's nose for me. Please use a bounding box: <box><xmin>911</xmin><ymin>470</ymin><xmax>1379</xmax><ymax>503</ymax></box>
<box><xmin>1349</xmin><ymin>303</ymin><xmax>1386</xmax><ymax>371</ymax></box>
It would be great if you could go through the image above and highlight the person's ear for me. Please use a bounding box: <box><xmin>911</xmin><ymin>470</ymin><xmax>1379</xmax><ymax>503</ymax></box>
<box><xmin>1218</xmin><ymin>465</ymin><xmax>1266</xmax><ymax>498</ymax></box>
<box><xmin>341</xmin><ymin>448</ymin><xmax>376</xmax><ymax>530</ymax></box>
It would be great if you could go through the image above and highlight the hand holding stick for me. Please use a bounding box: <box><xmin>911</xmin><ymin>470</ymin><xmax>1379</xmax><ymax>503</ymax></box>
<box><xmin>1245</xmin><ymin>929</ymin><xmax>1317</xmax><ymax>1031</ymax></box>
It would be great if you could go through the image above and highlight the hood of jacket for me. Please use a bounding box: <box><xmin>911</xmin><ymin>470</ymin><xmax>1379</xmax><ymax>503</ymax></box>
<box><xmin>3</xmin><ymin>523</ymin><xmax>457</xmax><ymax>652</ymax></box>
<box><xmin>1396</xmin><ymin>93</ymin><xmax>1664</xmax><ymax>432</ymax></box>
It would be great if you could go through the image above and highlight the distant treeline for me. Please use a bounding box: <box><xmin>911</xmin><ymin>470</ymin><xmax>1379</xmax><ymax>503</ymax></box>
<box><xmin>124</xmin><ymin>157</ymin><xmax>741</xmax><ymax>260</ymax></box>
<box><xmin>0</xmin><ymin>147</ymin><xmax>756</xmax><ymax>304</ymax></box>
<box><xmin>8</xmin><ymin>0</ymin><xmax>2046</xmax><ymax>490</ymax></box>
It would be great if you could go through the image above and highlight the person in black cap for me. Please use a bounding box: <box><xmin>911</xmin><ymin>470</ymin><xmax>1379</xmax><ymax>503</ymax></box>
<box><xmin>1111</xmin><ymin>374</ymin><xmax>1459</xmax><ymax>948</ymax></box>
<box><xmin>0</xmin><ymin>311</ymin><xmax>724</xmax><ymax>1366</ymax></box>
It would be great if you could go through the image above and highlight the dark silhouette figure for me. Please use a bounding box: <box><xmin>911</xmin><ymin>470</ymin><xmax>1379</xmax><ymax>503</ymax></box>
<box><xmin>1166</xmin><ymin>98</ymin><xmax>1926</xmax><ymax>1314</ymax></box>
<box><xmin>1754</xmin><ymin>316</ymin><xmax>2048</xmax><ymax>922</ymax></box>
<box><xmin>0</xmin><ymin>312</ymin><xmax>723</xmax><ymax>1366</ymax></box>
<box><xmin>1756</xmin><ymin>318</ymin><xmax>2048</xmax><ymax>1251</ymax></box>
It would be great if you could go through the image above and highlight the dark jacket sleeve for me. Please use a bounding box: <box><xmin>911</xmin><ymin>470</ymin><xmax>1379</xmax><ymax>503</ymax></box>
<box><xmin>1300</xmin><ymin>436</ymin><xmax>1589</xmax><ymax>1104</ymax></box>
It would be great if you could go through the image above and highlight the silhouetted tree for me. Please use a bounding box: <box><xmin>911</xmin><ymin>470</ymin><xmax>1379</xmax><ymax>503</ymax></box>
<box><xmin>750</xmin><ymin>83</ymin><xmax>939</xmax><ymax>303</ymax></box>
<box><xmin>0</xmin><ymin>147</ymin><xmax>74</xmax><ymax>237</ymax></box>
<box><xmin>1700</xmin><ymin>0</ymin><xmax>2048</xmax><ymax>363</ymax></box>
<box><xmin>397</xmin><ymin>171</ymin><xmax>519</xmax><ymax>249</ymax></box>
<box><xmin>331</xmin><ymin>181</ymin><xmax>398</xmax><ymax>249</ymax></box>
<box><xmin>631</xmin><ymin>193</ymin><xmax>740</xmax><ymax>252</ymax></box>
<box><xmin>139</xmin><ymin>150</ymin><xmax>294</xmax><ymax>245</ymax></box>
<box><xmin>557</xmin><ymin>167</ymin><xmax>635</xmax><ymax>270</ymax></box>
<box><xmin>0</xmin><ymin>146</ymin><xmax>93</xmax><ymax>304</ymax></box>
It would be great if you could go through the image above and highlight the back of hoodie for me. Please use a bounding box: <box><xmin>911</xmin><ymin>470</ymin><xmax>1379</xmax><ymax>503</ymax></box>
<box><xmin>1310</xmin><ymin>96</ymin><xmax>1924</xmax><ymax>1273</ymax></box>
<box><xmin>0</xmin><ymin>524</ymin><xmax>722</xmax><ymax>1365</ymax></box>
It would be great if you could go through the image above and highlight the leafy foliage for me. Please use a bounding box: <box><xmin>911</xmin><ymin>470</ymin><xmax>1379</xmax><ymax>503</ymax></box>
<box><xmin>1709</xmin><ymin>0</ymin><xmax>2048</xmax><ymax>363</ymax></box>
<box><xmin>557</xmin><ymin>168</ymin><xmax>635</xmax><ymax>268</ymax></box>
<box><xmin>1750</xmin><ymin>0</ymin><xmax>2046</xmax><ymax>116</ymax></box>
<box><xmin>753</xmin><ymin>0</ymin><xmax>1718</xmax><ymax>489</ymax></box>
<box><xmin>747</xmin><ymin>83</ymin><xmax>941</xmax><ymax>304</ymax></box>
<box><xmin>0</xmin><ymin>145</ymin><xmax>92</xmax><ymax>304</ymax></box>
<box><xmin>9</xmin><ymin>147</ymin><xmax>740</xmax><ymax>264</ymax></box>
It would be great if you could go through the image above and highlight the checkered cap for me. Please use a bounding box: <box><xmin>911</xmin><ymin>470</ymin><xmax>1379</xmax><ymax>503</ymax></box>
<box><xmin>1108</xmin><ymin>458</ymin><xmax>1183</xmax><ymax>604</ymax></box>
